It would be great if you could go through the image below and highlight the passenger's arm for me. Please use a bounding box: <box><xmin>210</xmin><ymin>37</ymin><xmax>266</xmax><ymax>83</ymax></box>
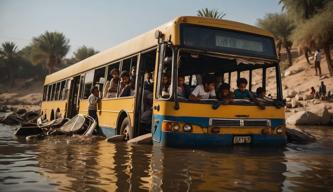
<box><xmin>189</xmin><ymin>86</ymin><xmax>201</xmax><ymax>101</ymax></box>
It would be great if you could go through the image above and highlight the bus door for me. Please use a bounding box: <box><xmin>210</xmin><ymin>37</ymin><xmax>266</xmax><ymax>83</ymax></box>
<box><xmin>134</xmin><ymin>50</ymin><xmax>157</xmax><ymax>136</ymax></box>
<box><xmin>66</xmin><ymin>75</ymin><xmax>81</xmax><ymax>118</ymax></box>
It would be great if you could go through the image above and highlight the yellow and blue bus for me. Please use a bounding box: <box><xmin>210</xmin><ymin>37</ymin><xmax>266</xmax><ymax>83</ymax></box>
<box><xmin>41</xmin><ymin>16</ymin><xmax>286</xmax><ymax>147</ymax></box>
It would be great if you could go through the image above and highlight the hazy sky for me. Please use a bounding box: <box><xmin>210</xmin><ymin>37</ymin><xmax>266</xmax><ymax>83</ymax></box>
<box><xmin>0</xmin><ymin>0</ymin><xmax>282</xmax><ymax>57</ymax></box>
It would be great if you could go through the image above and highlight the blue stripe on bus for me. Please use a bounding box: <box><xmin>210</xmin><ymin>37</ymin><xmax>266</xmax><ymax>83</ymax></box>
<box><xmin>159</xmin><ymin>132</ymin><xmax>286</xmax><ymax>148</ymax></box>
<box><xmin>152</xmin><ymin>114</ymin><xmax>286</xmax><ymax>146</ymax></box>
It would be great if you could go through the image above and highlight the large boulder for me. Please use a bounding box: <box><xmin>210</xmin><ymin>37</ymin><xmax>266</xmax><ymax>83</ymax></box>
<box><xmin>308</xmin><ymin>104</ymin><xmax>333</xmax><ymax>125</ymax></box>
<box><xmin>287</xmin><ymin>104</ymin><xmax>333</xmax><ymax>125</ymax></box>
<box><xmin>287</xmin><ymin>111</ymin><xmax>322</xmax><ymax>125</ymax></box>
<box><xmin>284</xmin><ymin>67</ymin><xmax>304</xmax><ymax>77</ymax></box>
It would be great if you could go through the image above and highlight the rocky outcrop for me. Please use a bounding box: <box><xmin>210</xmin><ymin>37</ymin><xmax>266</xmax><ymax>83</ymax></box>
<box><xmin>287</xmin><ymin>104</ymin><xmax>333</xmax><ymax>125</ymax></box>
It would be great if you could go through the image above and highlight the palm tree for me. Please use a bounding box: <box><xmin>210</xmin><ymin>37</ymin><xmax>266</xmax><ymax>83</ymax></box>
<box><xmin>0</xmin><ymin>41</ymin><xmax>19</xmax><ymax>85</ymax></box>
<box><xmin>197</xmin><ymin>8</ymin><xmax>226</xmax><ymax>19</ymax></box>
<box><xmin>257</xmin><ymin>13</ymin><xmax>295</xmax><ymax>66</ymax></box>
<box><xmin>72</xmin><ymin>46</ymin><xmax>98</xmax><ymax>63</ymax></box>
<box><xmin>31</xmin><ymin>31</ymin><xmax>70</xmax><ymax>74</ymax></box>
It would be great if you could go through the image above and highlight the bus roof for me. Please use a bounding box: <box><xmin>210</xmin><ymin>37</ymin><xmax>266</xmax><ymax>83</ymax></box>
<box><xmin>44</xmin><ymin>16</ymin><xmax>274</xmax><ymax>85</ymax></box>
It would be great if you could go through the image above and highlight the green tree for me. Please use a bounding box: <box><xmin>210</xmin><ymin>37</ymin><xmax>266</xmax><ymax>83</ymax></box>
<box><xmin>279</xmin><ymin>0</ymin><xmax>326</xmax><ymax>22</ymax></box>
<box><xmin>31</xmin><ymin>31</ymin><xmax>70</xmax><ymax>74</ymax></box>
<box><xmin>0</xmin><ymin>41</ymin><xmax>19</xmax><ymax>85</ymax></box>
<box><xmin>279</xmin><ymin>0</ymin><xmax>328</xmax><ymax>65</ymax></box>
<box><xmin>257</xmin><ymin>13</ymin><xmax>295</xmax><ymax>66</ymax></box>
<box><xmin>197</xmin><ymin>8</ymin><xmax>226</xmax><ymax>19</ymax></box>
<box><xmin>72</xmin><ymin>45</ymin><xmax>98</xmax><ymax>63</ymax></box>
<box><xmin>292</xmin><ymin>1</ymin><xmax>333</xmax><ymax>76</ymax></box>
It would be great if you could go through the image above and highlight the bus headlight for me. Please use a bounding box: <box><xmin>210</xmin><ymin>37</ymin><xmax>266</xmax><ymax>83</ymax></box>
<box><xmin>172</xmin><ymin>123</ymin><xmax>180</xmax><ymax>132</ymax></box>
<box><xmin>183</xmin><ymin>124</ymin><xmax>192</xmax><ymax>132</ymax></box>
<box><xmin>276</xmin><ymin>127</ymin><xmax>284</xmax><ymax>134</ymax></box>
<box><xmin>274</xmin><ymin>125</ymin><xmax>285</xmax><ymax>135</ymax></box>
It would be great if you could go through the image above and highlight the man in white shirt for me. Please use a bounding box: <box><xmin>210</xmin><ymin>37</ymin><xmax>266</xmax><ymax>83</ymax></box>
<box><xmin>88</xmin><ymin>86</ymin><xmax>102</xmax><ymax>135</ymax></box>
<box><xmin>189</xmin><ymin>76</ymin><xmax>216</xmax><ymax>101</ymax></box>
<box><xmin>314</xmin><ymin>49</ymin><xmax>322</xmax><ymax>76</ymax></box>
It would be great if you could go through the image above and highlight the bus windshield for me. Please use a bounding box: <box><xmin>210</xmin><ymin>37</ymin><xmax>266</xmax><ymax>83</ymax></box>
<box><xmin>176</xmin><ymin>51</ymin><xmax>282</xmax><ymax>104</ymax></box>
<box><xmin>180</xmin><ymin>24</ymin><xmax>277</xmax><ymax>60</ymax></box>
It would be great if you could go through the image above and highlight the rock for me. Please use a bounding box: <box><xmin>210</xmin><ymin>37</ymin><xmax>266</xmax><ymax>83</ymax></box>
<box><xmin>286</xmin><ymin>98</ymin><xmax>291</xmax><ymax>102</ymax></box>
<box><xmin>291</xmin><ymin>98</ymin><xmax>302</xmax><ymax>108</ymax></box>
<box><xmin>286</xmin><ymin>128</ymin><xmax>316</xmax><ymax>144</ymax></box>
<box><xmin>295</xmin><ymin>94</ymin><xmax>303</xmax><ymax>101</ymax></box>
<box><xmin>313</xmin><ymin>99</ymin><xmax>321</xmax><ymax>104</ymax></box>
<box><xmin>106</xmin><ymin>135</ymin><xmax>125</xmax><ymax>143</ymax></box>
<box><xmin>284</xmin><ymin>67</ymin><xmax>304</xmax><ymax>77</ymax></box>
<box><xmin>287</xmin><ymin>90</ymin><xmax>297</xmax><ymax>98</ymax></box>
<box><xmin>0</xmin><ymin>113</ymin><xmax>22</xmax><ymax>125</ymax></box>
<box><xmin>286</xmin><ymin>103</ymin><xmax>292</xmax><ymax>108</ymax></box>
<box><xmin>308</xmin><ymin>104</ymin><xmax>333</xmax><ymax>125</ymax></box>
<box><xmin>287</xmin><ymin>111</ymin><xmax>322</xmax><ymax>125</ymax></box>
<box><xmin>0</xmin><ymin>105</ymin><xmax>8</xmax><ymax>112</ymax></box>
<box><xmin>16</xmin><ymin>108</ymin><xmax>27</xmax><ymax>115</ymax></box>
<box><xmin>15</xmin><ymin>126</ymin><xmax>43</xmax><ymax>136</ymax></box>
<box><xmin>127</xmin><ymin>133</ymin><xmax>152</xmax><ymax>145</ymax></box>
<box><xmin>26</xmin><ymin>134</ymin><xmax>45</xmax><ymax>142</ymax></box>
<box><xmin>304</xmin><ymin>94</ymin><xmax>314</xmax><ymax>100</ymax></box>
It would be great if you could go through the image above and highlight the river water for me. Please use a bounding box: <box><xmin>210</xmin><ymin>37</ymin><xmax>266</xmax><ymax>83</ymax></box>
<box><xmin>0</xmin><ymin>124</ymin><xmax>332</xmax><ymax>192</ymax></box>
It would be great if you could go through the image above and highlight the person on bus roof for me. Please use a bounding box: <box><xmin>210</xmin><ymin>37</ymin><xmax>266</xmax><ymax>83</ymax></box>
<box><xmin>234</xmin><ymin>78</ymin><xmax>253</xmax><ymax>99</ymax></box>
<box><xmin>119</xmin><ymin>71</ymin><xmax>131</xmax><ymax>97</ymax></box>
<box><xmin>189</xmin><ymin>76</ymin><xmax>216</xmax><ymax>101</ymax></box>
<box><xmin>217</xmin><ymin>83</ymin><xmax>233</xmax><ymax>104</ymax></box>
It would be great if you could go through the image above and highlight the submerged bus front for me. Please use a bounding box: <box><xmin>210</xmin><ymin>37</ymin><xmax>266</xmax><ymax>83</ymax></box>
<box><xmin>152</xmin><ymin>19</ymin><xmax>286</xmax><ymax>147</ymax></box>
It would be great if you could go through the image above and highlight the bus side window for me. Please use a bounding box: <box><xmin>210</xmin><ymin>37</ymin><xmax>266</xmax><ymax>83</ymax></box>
<box><xmin>105</xmin><ymin>62</ymin><xmax>120</xmax><ymax>98</ymax></box>
<box><xmin>55</xmin><ymin>82</ymin><xmax>60</xmax><ymax>101</ymax></box>
<box><xmin>156</xmin><ymin>47</ymin><xmax>172</xmax><ymax>99</ymax></box>
<box><xmin>83</xmin><ymin>70</ymin><xmax>94</xmax><ymax>99</ymax></box>
<box><xmin>59</xmin><ymin>81</ymin><xmax>65</xmax><ymax>100</ymax></box>
<box><xmin>47</xmin><ymin>85</ymin><xmax>51</xmax><ymax>101</ymax></box>
<box><xmin>93</xmin><ymin>67</ymin><xmax>106</xmax><ymax>98</ymax></box>
<box><xmin>43</xmin><ymin>86</ymin><xmax>47</xmax><ymax>101</ymax></box>
<box><xmin>121</xmin><ymin>56</ymin><xmax>138</xmax><ymax>97</ymax></box>
<box><xmin>50</xmin><ymin>84</ymin><xmax>55</xmax><ymax>101</ymax></box>
<box><xmin>63</xmin><ymin>80</ymin><xmax>70</xmax><ymax>100</ymax></box>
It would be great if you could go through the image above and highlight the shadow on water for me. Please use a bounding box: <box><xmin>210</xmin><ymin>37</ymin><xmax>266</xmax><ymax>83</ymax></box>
<box><xmin>1</xmin><ymin>124</ymin><xmax>333</xmax><ymax>191</ymax></box>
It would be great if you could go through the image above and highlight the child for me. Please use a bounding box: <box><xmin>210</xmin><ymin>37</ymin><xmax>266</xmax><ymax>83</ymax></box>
<box><xmin>234</xmin><ymin>78</ymin><xmax>252</xmax><ymax>99</ymax></box>
<box><xmin>217</xmin><ymin>83</ymin><xmax>233</xmax><ymax>104</ymax></box>
<box><xmin>256</xmin><ymin>87</ymin><xmax>266</xmax><ymax>99</ymax></box>
<box><xmin>189</xmin><ymin>76</ymin><xmax>216</xmax><ymax>101</ymax></box>
<box><xmin>119</xmin><ymin>71</ymin><xmax>131</xmax><ymax>97</ymax></box>
<box><xmin>107</xmin><ymin>68</ymin><xmax>120</xmax><ymax>98</ymax></box>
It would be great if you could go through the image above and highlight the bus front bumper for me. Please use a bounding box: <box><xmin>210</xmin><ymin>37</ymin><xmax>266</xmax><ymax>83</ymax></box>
<box><xmin>157</xmin><ymin>132</ymin><xmax>287</xmax><ymax>148</ymax></box>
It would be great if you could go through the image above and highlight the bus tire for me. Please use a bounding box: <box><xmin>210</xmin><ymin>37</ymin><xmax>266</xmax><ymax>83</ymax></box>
<box><xmin>120</xmin><ymin>117</ymin><xmax>133</xmax><ymax>141</ymax></box>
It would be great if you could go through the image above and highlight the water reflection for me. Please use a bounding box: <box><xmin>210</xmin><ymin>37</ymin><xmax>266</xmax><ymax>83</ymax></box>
<box><xmin>1</xmin><ymin>124</ymin><xmax>333</xmax><ymax>191</ymax></box>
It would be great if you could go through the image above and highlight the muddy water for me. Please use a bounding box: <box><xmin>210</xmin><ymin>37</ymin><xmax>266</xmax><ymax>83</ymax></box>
<box><xmin>0</xmin><ymin>124</ymin><xmax>333</xmax><ymax>192</ymax></box>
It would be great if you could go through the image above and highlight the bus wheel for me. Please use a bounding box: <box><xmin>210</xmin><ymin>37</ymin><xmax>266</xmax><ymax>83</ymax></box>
<box><xmin>120</xmin><ymin>117</ymin><xmax>132</xmax><ymax>141</ymax></box>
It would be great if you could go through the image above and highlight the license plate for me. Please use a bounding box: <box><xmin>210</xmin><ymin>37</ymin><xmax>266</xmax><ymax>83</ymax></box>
<box><xmin>233</xmin><ymin>136</ymin><xmax>251</xmax><ymax>144</ymax></box>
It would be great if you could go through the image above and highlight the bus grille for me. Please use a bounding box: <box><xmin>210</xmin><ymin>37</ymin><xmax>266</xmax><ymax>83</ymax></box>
<box><xmin>210</xmin><ymin>119</ymin><xmax>270</xmax><ymax>127</ymax></box>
